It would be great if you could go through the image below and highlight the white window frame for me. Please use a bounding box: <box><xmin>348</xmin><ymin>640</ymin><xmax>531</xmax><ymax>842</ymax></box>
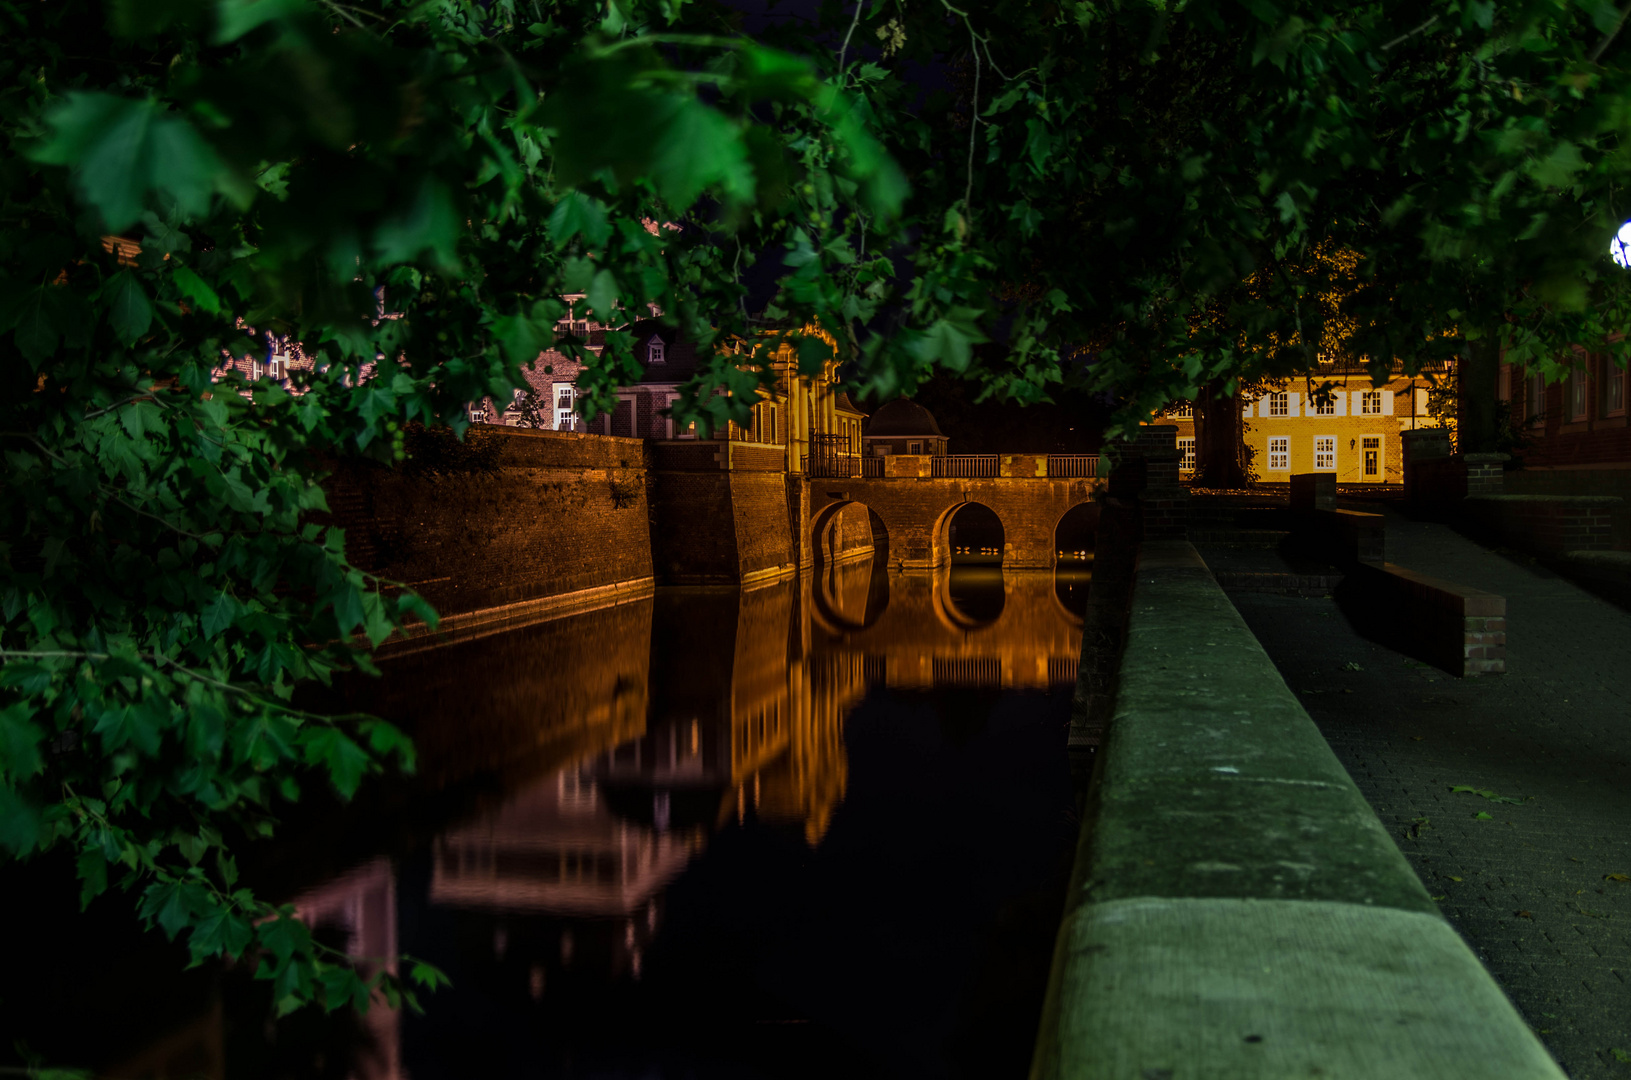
<box><xmin>554</xmin><ymin>383</ymin><xmax>577</xmax><ymax>431</ymax></box>
<box><xmin>1361</xmin><ymin>435</ymin><xmax>1383</xmax><ymax>479</ymax></box>
<box><xmin>1360</xmin><ymin>391</ymin><xmax>1381</xmax><ymax>415</ymax></box>
<box><xmin>1176</xmin><ymin>436</ymin><xmax>1196</xmax><ymax>472</ymax></box>
<box><xmin>1267</xmin><ymin>436</ymin><xmax>1289</xmax><ymax>472</ymax></box>
<box><xmin>1267</xmin><ymin>393</ymin><xmax>1289</xmax><ymax>417</ymax></box>
<box><xmin>1312</xmin><ymin>394</ymin><xmax>1335</xmax><ymax>417</ymax></box>
<box><xmin>648</xmin><ymin>339</ymin><xmax>666</xmax><ymax>365</ymax></box>
<box><xmin>907</xmin><ymin>440</ymin><xmax>922</xmax><ymax>454</ymax></box>
<box><xmin>1314</xmin><ymin>435</ymin><xmax>1336</xmax><ymax>471</ymax></box>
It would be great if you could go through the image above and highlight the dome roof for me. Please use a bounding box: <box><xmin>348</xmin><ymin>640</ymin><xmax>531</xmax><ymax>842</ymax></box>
<box><xmin>865</xmin><ymin>397</ymin><xmax>944</xmax><ymax>437</ymax></box>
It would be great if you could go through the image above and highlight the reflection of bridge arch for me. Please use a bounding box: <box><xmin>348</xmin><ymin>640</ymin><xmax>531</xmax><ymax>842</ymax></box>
<box><xmin>811</xmin><ymin>500</ymin><xmax>889</xmax><ymax>569</ymax></box>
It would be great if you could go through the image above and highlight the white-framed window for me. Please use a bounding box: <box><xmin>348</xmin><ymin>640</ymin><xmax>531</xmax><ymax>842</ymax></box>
<box><xmin>648</xmin><ymin>339</ymin><xmax>666</xmax><ymax>365</ymax></box>
<box><xmin>1314</xmin><ymin>435</ymin><xmax>1336</xmax><ymax>471</ymax></box>
<box><xmin>267</xmin><ymin>354</ymin><xmax>285</xmax><ymax>380</ymax></box>
<box><xmin>1312</xmin><ymin>394</ymin><xmax>1335</xmax><ymax>416</ymax></box>
<box><xmin>469</xmin><ymin>402</ymin><xmax>488</xmax><ymax>424</ymax></box>
<box><xmin>1267</xmin><ymin>436</ymin><xmax>1289</xmax><ymax>471</ymax></box>
<box><xmin>1604</xmin><ymin>360</ymin><xmax>1626</xmax><ymax>416</ymax></box>
<box><xmin>1177</xmin><ymin>436</ymin><xmax>1196</xmax><ymax>472</ymax></box>
<box><xmin>249</xmin><ymin>360</ymin><xmax>263</xmax><ymax>381</ymax></box>
<box><xmin>1570</xmin><ymin>368</ymin><xmax>1589</xmax><ymax>421</ymax></box>
<box><xmin>907</xmin><ymin>441</ymin><xmax>922</xmax><ymax>454</ymax></box>
<box><xmin>1267</xmin><ymin>392</ymin><xmax>1289</xmax><ymax>417</ymax></box>
<box><xmin>554</xmin><ymin>383</ymin><xmax>577</xmax><ymax>431</ymax></box>
<box><xmin>1168</xmin><ymin>401</ymin><xmax>1193</xmax><ymax>419</ymax></box>
<box><xmin>1360</xmin><ymin>391</ymin><xmax>1381</xmax><ymax>415</ymax></box>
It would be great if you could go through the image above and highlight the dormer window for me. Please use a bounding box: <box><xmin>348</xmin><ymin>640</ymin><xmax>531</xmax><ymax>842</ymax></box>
<box><xmin>648</xmin><ymin>339</ymin><xmax>666</xmax><ymax>365</ymax></box>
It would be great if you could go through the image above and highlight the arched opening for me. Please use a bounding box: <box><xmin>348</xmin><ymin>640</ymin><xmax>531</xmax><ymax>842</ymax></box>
<box><xmin>811</xmin><ymin>502</ymin><xmax>890</xmax><ymax>630</ymax></box>
<box><xmin>943</xmin><ymin>502</ymin><xmax>1005</xmax><ymax>624</ymax></box>
<box><xmin>948</xmin><ymin>502</ymin><xmax>1005</xmax><ymax>565</ymax></box>
<box><xmin>1053</xmin><ymin>502</ymin><xmax>1098</xmax><ymax>618</ymax></box>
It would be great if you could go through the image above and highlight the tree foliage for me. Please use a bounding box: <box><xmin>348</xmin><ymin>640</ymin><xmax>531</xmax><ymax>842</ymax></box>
<box><xmin>6</xmin><ymin>0</ymin><xmax>1631</xmax><ymax>1024</ymax></box>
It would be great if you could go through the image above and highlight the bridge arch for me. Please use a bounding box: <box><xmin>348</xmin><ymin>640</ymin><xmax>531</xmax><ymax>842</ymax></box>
<box><xmin>1052</xmin><ymin>500</ymin><xmax>1098</xmax><ymax>620</ymax></box>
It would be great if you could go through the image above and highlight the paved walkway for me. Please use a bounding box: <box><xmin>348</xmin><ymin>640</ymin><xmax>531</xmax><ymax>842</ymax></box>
<box><xmin>1223</xmin><ymin>509</ymin><xmax>1631</xmax><ymax>1080</ymax></box>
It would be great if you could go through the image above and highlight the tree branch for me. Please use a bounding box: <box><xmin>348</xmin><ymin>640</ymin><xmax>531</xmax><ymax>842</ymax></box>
<box><xmin>1589</xmin><ymin>3</ymin><xmax>1631</xmax><ymax>63</ymax></box>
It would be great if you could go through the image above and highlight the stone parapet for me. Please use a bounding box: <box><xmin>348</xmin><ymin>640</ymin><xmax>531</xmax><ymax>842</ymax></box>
<box><xmin>1337</xmin><ymin>562</ymin><xmax>1507</xmax><ymax>676</ymax></box>
<box><xmin>1032</xmin><ymin>542</ymin><xmax>1558</xmax><ymax>1080</ymax></box>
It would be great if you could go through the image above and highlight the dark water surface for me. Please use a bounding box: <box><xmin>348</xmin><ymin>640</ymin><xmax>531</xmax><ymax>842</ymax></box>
<box><xmin>4</xmin><ymin>560</ymin><xmax>1085</xmax><ymax>1080</ymax></box>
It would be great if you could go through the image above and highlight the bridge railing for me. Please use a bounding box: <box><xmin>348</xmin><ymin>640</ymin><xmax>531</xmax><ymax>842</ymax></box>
<box><xmin>931</xmin><ymin>455</ymin><xmax>1001</xmax><ymax>478</ymax></box>
<box><xmin>860</xmin><ymin>456</ymin><xmax>884</xmax><ymax>478</ymax></box>
<box><xmin>1046</xmin><ymin>454</ymin><xmax>1100</xmax><ymax>478</ymax></box>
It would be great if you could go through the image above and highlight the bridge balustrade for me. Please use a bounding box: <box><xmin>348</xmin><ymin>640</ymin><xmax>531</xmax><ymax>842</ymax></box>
<box><xmin>860</xmin><ymin>457</ymin><xmax>884</xmax><ymax>477</ymax></box>
<box><xmin>1046</xmin><ymin>454</ymin><xmax>1100</xmax><ymax>478</ymax></box>
<box><xmin>931</xmin><ymin>455</ymin><xmax>1001</xmax><ymax>478</ymax></box>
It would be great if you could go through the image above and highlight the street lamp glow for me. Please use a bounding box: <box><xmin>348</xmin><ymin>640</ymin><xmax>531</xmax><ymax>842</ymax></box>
<box><xmin>1612</xmin><ymin>221</ymin><xmax>1631</xmax><ymax>267</ymax></box>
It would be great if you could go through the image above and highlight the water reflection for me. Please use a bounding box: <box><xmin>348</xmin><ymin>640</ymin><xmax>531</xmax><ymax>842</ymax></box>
<box><xmin>31</xmin><ymin>563</ymin><xmax>1083</xmax><ymax>1080</ymax></box>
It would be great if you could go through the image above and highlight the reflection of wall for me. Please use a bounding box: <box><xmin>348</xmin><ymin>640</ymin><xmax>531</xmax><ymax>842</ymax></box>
<box><xmin>813</xmin><ymin>571</ymin><xmax>1082</xmax><ymax>692</ymax></box>
<box><xmin>360</xmin><ymin>597</ymin><xmax>653</xmax><ymax>790</ymax></box>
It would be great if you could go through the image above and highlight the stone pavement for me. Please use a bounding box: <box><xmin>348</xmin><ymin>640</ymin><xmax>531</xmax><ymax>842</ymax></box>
<box><xmin>1223</xmin><ymin>508</ymin><xmax>1631</xmax><ymax>1080</ymax></box>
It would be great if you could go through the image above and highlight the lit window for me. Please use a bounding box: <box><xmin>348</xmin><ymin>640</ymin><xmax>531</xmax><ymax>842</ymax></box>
<box><xmin>1362</xmin><ymin>436</ymin><xmax>1381</xmax><ymax>478</ymax></box>
<box><xmin>1268</xmin><ymin>393</ymin><xmax>1289</xmax><ymax>417</ymax></box>
<box><xmin>268</xmin><ymin>354</ymin><xmax>284</xmax><ymax>380</ymax></box>
<box><xmin>469</xmin><ymin>402</ymin><xmax>487</xmax><ymax>424</ymax></box>
<box><xmin>648</xmin><ymin>339</ymin><xmax>666</xmax><ymax>365</ymax></box>
<box><xmin>1177</xmin><ymin>436</ymin><xmax>1195</xmax><ymax>471</ymax></box>
<box><xmin>1314</xmin><ymin>435</ymin><xmax>1336</xmax><ymax>471</ymax></box>
<box><xmin>1268</xmin><ymin>436</ymin><xmax>1289</xmax><ymax>471</ymax></box>
<box><xmin>1313</xmin><ymin>394</ymin><xmax>1335</xmax><ymax>416</ymax></box>
<box><xmin>249</xmin><ymin>361</ymin><xmax>262</xmax><ymax>381</ymax></box>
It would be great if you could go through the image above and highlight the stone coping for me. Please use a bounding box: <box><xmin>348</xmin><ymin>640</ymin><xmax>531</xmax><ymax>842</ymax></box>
<box><xmin>1031</xmin><ymin>541</ymin><xmax>1561</xmax><ymax>1080</ymax></box>
<box><xmin>1466</xmin><ymin>493</ymin><xmax>1626</xmax><ymax>505</ymax></box>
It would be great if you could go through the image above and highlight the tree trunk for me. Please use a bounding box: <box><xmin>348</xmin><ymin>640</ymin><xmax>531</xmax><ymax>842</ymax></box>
<box><xmin>1194</xmin><ymin>380</ymin><xmax>1248</xmax><ymax>488</ymax></box>
<box><xmin>1458</xmin><ymin>335</ymin><xmax>1501</xmax><ymax>454</ymax></box>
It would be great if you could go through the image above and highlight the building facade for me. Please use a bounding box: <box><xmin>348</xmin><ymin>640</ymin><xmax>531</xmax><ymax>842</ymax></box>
<box><xmin>1158</xmin><ymin>366</ymin><xmax>1449</xmax><ymax>484</ymax></box>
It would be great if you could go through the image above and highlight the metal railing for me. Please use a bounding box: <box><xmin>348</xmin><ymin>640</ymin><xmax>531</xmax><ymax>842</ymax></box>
<box><xmin>931</xmin><ymin>455</ymin><xmax>1001</xmax><ymax>478</ymax></box>
<box><xmin>860</xmin><ymin>456</ymin><xmax>884</xmax><ymax>477</ymax></box>
<box><xmin>1046</xmin><ymin>454</ymin><xmax>1100</xmax><ymax>478</ymax></box>
<box><xmin>806</xmin><ymin>433</ymin><xmax>861</xmax><ymax>478</ymax></box>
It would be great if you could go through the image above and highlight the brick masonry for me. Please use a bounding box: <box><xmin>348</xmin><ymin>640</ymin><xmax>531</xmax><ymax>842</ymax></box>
<box><xmin>321</xmin><ymin>427</ymin><xmax>653</xmax><ymax>617</ymax></box>
<box><xmin>1337</xmin><ymin>561</ymin><xmax>1507</xmax><ymax>677</ymax></box>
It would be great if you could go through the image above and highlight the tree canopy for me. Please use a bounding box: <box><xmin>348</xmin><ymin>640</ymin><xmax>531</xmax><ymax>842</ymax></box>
<box><xmin>5</xmin><ymin>0</ymin><xmax>1631</xmax><ymax>1021</ymax></box>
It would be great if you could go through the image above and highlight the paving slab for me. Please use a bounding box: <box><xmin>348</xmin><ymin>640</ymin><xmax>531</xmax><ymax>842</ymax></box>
<box><xmin>1222</xmin><ymin>507</ymin><xmax>1631</xmax><ymax>1080</ymax></box>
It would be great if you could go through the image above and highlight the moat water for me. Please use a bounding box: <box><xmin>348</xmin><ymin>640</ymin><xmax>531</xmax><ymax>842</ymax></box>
<box><xmin>5</xmin><ymin>557</ymin><xmax>1090</xmax><ymax>1080</ymax></box>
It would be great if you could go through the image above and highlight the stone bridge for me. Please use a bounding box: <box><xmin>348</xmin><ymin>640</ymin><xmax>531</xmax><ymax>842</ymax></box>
<box><xmin>807</xmin><ymin>454</ymin><xmax>1105</xmax><ymax>572</ymax></box>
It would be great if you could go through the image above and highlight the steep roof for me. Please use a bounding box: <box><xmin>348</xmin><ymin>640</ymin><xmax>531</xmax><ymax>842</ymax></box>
<box><xmin>864</xmin><ymin>397</ymin><xmax>944</xmax><ymax>437</ymax></box>
<box><xmin>835</xmin><ymin>391</ymin><xmax>867</xmax><ymax>418</ymax></box>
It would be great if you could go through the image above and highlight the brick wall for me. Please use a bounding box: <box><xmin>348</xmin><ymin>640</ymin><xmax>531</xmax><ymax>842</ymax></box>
<box><xmin>730</xmin><ymin>472</ymin><xmax>799</xmax><ymax>579</ymax></box>
<box><xmin>1338</xmin><ymin>562</ymin><xmax>1506</xmax><ymax>677</ymax></box>
<box><xmin>321</xmin><ymin>427</ymin><xmax>653</xmax><ymax>619</ymax></box>
<box><xmin>1462</xmin><ymin>495</ymin><xmax>1626</xmax><ymax>555</ymax></box>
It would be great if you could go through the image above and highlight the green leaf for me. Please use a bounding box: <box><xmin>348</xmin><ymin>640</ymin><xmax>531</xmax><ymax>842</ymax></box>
<box><xmin>0</xmin><ymin>703</ymin><xmax>45</xmax><ymax>780</ymax></box>
<box><xmin>0</xmin><ymin>785</ymin><xmax>41</xmax><ymax>855</ymax></box>
<box><xmin>215</xmin><ymin>0</ymin><xmax>310</xmax><ymax>43</ymax></box>
<box><xmin>76</xmin><ymin>848</ymin><xmax>109</xmax><ymax>908</ymax></box>
<box><xmin>548</xmin><ymin>191</ymin><xmax>613</xmax><ymax>247</ymax></box>
<box><xmin>649</xmin><ymin>97</ymin><xmax>752</xmax><ymax>208</ymax></box>
<box><xmin>302</xmin><ymin>727</ymin><xmax>372</xmax><ymax>798</ymax></box>
<box><xmin>103</xmin><ymin>271</ymin><xmax>153</xmax><ymax>344</ymax></box>
<box><xmin>409</xmin><ymin>960</ymin><xmax>451</xmax><ymax>991</ymax></box>
<box><xmin>374</xmin><ymin>179</ymin><xmax>462</xmax><ymax>272</ymax></box>
<box><xmin>32</xmin><ymin>94</ymin><xmax>227</xmax><ymax>232</ymax></box>
<box><xmin>172</xmin><ymin>265</ymin><xmax>221</xmax><ymax>315</ymax></box>
<box><xmin>586</xmin><ymin>269</ymin><xmax>620</xmax><ymax>322</ymax></box>
<box><xmin>201</xmin><ymin>593</ymin><xmax>237</xmax><ymax>639</ymax></box>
